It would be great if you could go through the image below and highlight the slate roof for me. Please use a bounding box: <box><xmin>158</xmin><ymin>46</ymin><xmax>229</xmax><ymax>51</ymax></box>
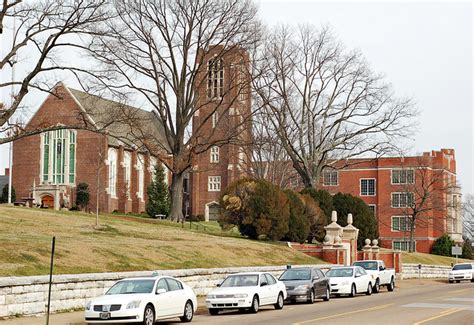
<box><xmin>66</xmin><ymin>86</ymin><xmax>169</xmax><ymax>152</ymax></box>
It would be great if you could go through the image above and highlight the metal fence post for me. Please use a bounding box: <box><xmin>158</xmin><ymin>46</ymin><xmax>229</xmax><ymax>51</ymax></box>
<box><xmin>46</xmin><ymin>236</ymin><xmax>55</xmax><ymax>325</ymax></box>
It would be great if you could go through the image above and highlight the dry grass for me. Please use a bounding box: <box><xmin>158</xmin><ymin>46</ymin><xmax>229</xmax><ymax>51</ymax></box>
<box><xmin>0</xmin><ymin>205</ymin><xmax>322</xmax><ymax>276</ymax></box>
<box><xmin>402</xmin><ymin>252</ymin><xmax>472</xmax><ymax>266</ymax></box>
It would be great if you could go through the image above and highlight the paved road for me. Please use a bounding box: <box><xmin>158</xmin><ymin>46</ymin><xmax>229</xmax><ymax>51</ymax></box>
<box><xmin>2</xmin><ymin>280</ymin><xmax>472</xmax><ymax>325</ymax></box>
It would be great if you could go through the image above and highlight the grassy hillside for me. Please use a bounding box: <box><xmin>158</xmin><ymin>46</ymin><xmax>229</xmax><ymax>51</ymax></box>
<box><xmin>0</xmin><ymin>206</ymin><xmax>322</xmax><ymax>276</ymax></box>
<box><xmin>402</xmin><ymin>252</ymin><xmax>472</xmax><ymax>266</ymax></box>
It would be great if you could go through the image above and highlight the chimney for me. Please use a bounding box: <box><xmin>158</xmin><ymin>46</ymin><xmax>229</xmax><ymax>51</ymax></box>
<box><xmin>4</xmin><ymin>168</ymin><xmax>9</xmax><ymax>177</ymax></box>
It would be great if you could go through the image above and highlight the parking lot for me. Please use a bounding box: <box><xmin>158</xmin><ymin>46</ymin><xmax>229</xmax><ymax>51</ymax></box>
<box><xmin>2</xmin><ymin>280</ymin><xmax>472</xmax><ymax>325</ymax></box>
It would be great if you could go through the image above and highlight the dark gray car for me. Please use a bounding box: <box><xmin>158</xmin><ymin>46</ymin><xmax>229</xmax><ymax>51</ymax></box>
<box><xmin>279</xmin><ymin>267</ymin><xmax>330</xmax><ymax>304</ymax></box>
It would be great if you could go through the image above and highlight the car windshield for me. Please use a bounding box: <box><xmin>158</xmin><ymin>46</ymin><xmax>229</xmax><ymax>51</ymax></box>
<box><xmin>220</xmin><ymin>274</ymin><xmax>259</xmax><ymax>287</ymax></box>
<box><xmin>353</xmin><ymin>261</ymin><xmax>378</xmax><ymax>270</ymax></box>
<box><xmin>326</xmin><ymin>268</ymin><xmax>354</xmax><ymax>277</ymax></box>
<box><xmin>452</xmin><ymin>264</ymin><xmax>472</xmax><ymax>271</ymax></box>
<box><xmin>106</xmin><ymin>280</ymin><xmax>155</xmax><ymax>295</ymax></box>
<box><xmin>279</xmin><ymin>269</ymin><xmax>311</xmax><ymax>281</ymax></box>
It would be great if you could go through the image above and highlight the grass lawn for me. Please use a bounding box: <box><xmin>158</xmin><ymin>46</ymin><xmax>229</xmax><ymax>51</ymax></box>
<box><xmin>0</xmin><ymin>205</ymin><xmax>322</xmax><ymax>276</ymax></box>
<box><xmin>402</xmin><ymin>252</ymin><xmax>472</xmax><ymax>266</ymax></box>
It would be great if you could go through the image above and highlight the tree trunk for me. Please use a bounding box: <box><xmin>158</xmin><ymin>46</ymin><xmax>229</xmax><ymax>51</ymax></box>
<box><xmin>409</xmin><ymin>219</ymin><xmax>415</xmax><ymax>252</ymax></box>
<box><xmin>96</xmin><ymin>164</ymin><xmax>100</xmax><ymax>228</ymax></box>
<box><xmin>169</xmin><ymin>172</ymin><xmax>185</xmax><ymax>222</ymax></box>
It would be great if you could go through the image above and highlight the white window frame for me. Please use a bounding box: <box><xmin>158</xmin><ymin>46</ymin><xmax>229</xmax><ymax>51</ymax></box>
<box><xmin>392</xmin><ymin>240</ymin><xmax>415</xmax><ymax>251</ymax></box>
<box><xmin>207</xmin><ymin>58</ymin><xmax>224</xmax><ymax>99</ymax></box>
<box><xmin>210</xmin><ymin>146</ymin><xmax>219</xmax><ymax>163</ymax></box>
<box><xmin>368</xmin><ymin>204</ymin><xmax>376</xmax><ymax>216</ymax></box>
<box><xmin>137</xmin><ymin>154</ymin><xmax>145</xmax><ymax>201</ymax></box>
<box><xmin>360</xmin><ymin>178</ymin><xmax>376</xmax><ymax>196</ymax></box>
<box><xmin>123</xmin><ymin>151</ymin><xmax>132</xmax><ymax>199</ymax></box>
<box><xmin>391</xmin><ymin>192</ymin><xmax>415</xmax><ymax>208</ymax></box>
<box><xmin>391</xmin><ymin>169</ymin><xmax>415</xmax><ymax>185</ymax></box>
<box><xmin>322</xmin><ymin>170</ymin><xmax>338</xmax><ymax>186</ymax></box>
<box><xmin>208</xmin><ymin>176</ymin><xmax>221</xmax><ymax>192</ymax></box>
<box><xmin>108</xmin><ymin>148</ymin><xmax>118</xmax><ymax>198</ymax></box>
<box><xmin>391</xmin><ymin>215</ymin><xmax>412</xmax><ymax>232</ymax></box>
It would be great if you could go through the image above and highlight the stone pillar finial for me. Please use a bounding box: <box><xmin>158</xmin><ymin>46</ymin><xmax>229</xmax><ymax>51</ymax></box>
<box><xmin>347</xmin><ymin>213</ymin><xmax>353</xmax><ymax>225</ymax></box>
<box><xmin>331</xmin><ymin>210</ymin><xmax>337</xmax><ymax>223</ymax></box>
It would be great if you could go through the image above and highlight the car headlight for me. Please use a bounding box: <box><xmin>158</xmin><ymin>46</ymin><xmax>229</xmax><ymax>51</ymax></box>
<box><xmin>207</xmin><ymin>294</ymin><xmax>216</xmax><ymax>299</ymax></box>
<box><xmin>85</xmin><ymin>301</ymin><xmax>92</xmax><ymax>311</ymax></box>
<box><xmin>295</xmin><ymin>285</ymin><xmax>310</xmax><ymax>291</ymax></box>
<box><xmin>234</xmin><ymin>293</ymin><xmax>248</xmax><ymax>298</ymax></box>
<box><xmin>126</xmin><ymin>300</ymin><xmax>141</xmax><ymax>309</ymax></box>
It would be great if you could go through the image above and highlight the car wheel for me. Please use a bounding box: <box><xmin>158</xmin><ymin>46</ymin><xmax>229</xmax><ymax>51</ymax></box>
<box><xmin>448</xmin><ymin>280</ymin><xmax>454</xmax><ymax>284</ymax></box>
<box><xmin>388</xmin><ymin>277</ymin><xmax>395</xmax><ymax>292</ymax></box>
<box><xmin>471</xmin><ymin>278</ymin><xmax>474</xmax><ymax>283</ymax></box>
<box><xmin>456</xmin><ymin>280</ymin><xmax>461</xmax><ymax>283</ymax></box>
<box><xmin>323</xmin><ymin>287</ymin><xmax>330</xmax><ymax>301</ymax></box>
<box><xmin>209</xmin><ymin>308</ymin><xmax>219</xmax><ymax>316</ymax></box>
<box><xmin>275</xmin><ymin>292</ymin><xmax>284</xmax><ymax>309</ymax></box>
<box><xmin>373</xmin><ymin>279</ymin><xmax>380</xmax><ymax>293</ymax></box>
<box><xmin>366</xmin><ymin>283</ymin><xmax>372</xmax><ymax>295</ymax></box>
<box><xmin>180</xmin><ymin>300</ymin><xmax>193</xmax><ymax>322</ymax></box>
<box><xmin>250</xmin><ymin>295</ymin><xmax>259</xmax><ymax>313</ymax></box>
<box><xmin>143</xmin><ymin>304</ymin><xmax>155</xmax><ymax>325</ymax></box>
<box><xmin>349</xmin><ymin>284</ymin><xmax>356</xmax><ymax>297</ymax></box>
<box><xmin>307</xmin><ymin>289</ymin><xmax>315</xmax><ymax>304</ymax></box>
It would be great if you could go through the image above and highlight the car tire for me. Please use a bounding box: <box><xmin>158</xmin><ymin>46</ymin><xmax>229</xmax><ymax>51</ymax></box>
<box><xmin>209</xmin><ymin>308</ymin><xmax>219</xmax><ymax>316</ymax></box>
<box><xmin>307</xmin><ymin>289</ymin><xmax>315</xmax><ymax>304</ymax></box>
<box><xmin>250</xmin><ymin>295</ymin><xmax>259</xmax><ymax>313</ymax></box>
<box><xmin>448</xmin><ymin>280</ymin><xmax>454</xmax><ymax>284</ymax></box>
<box><xmin>180</xmin><ymin>300</ymin><xmax>193</xmax><ymax>322</ymax></box>
<box><xmin>471</xmin><ymin>278</ymin><xmax>474</xmax><ymax>283</ymax></box>
<box><xmin>275</xmin><ymin>292</ymin><xmax>284</xmax><ymax>309</ymax></box>
<box><xmin>373</xmin><ymin>279</ymin><xmax>380</xmax><ymax>293</ymax></box>
<box><xmin>456</xmin><ymin>280</ymin><xmax>461</xmax><ymax>283</ymax></box>
<box><xmin>323</xmin><ymin>287</ymin><xmax>330</xmax><ymax>301</ymax></box>
<box><xmin>388</xmin><ymin>277</ymin><xmax>395</xmax><ymax>292</ymax></box>
<box><xmin>349</xmin><ymin>284</ymin><xmax>356</xmax><ymax>297</ymax></box>
<box><xmin>143</xmin><ymin>304</ymin><xmax>155</xmax><ymax>325</ymax></box>
<box><xmin>366</xmin><ymin>283</ymin><xmax>372</xmax><ymax>296</ymax></box>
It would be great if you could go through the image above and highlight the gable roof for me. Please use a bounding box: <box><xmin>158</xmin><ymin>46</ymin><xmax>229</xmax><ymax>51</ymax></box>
<box><xmin>65</xmin><ymin>86</ymin><xmax>169</xmax><ymax>153</ymax></box>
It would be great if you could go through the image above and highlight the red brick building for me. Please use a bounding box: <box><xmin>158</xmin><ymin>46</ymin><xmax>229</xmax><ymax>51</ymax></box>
<box><xmin>12</xmin><ymin>83</ymin><xmax>167</xmax><ymax>213</ymax></box>
<box><xmin>190</xmin><ymin>46</ymin><xmax>252</xmax><ymax>221</ymax></box>
<box><xmin>318</xmin><ymin>149</ymin><xmax>463</xmax><ymax>252</ymax></box>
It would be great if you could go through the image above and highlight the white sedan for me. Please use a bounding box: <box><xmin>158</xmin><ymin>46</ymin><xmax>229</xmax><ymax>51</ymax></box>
<box><xmin>84</xmin><ymin>276</ymin><xmax>197</xmax><ymax>324</ymax></box>
<box><xmin>326</xmin><ymin>266</ymin><xmax>373</xmax><ymax>297</ymax></box>
<box><xmin>206</xmin><ymin>272</ymin><xmax>287</xmax><ymax>314</ymax></box>
<box><xmin>448</xmin><ymin>263</ymin><xmax>474</xmax><ymax>283</ymax></box>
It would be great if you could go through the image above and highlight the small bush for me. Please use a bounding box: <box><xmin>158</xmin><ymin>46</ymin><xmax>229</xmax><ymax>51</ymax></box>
<box><xmin>432</xmin><ymin>234</ymin><xmax>455</xmax><ymax>256</ymax></box>
<box><xmin>146</xmin><ymin>163</ymin><xmax>170</xmax><ymax>218</ymax></box>
<box><xmin>462</xmin><ymin>238</ymin><xmax>472</xmax><ymax>259</ymax></box>
<box><xmin>76</xmin><ymin>183</ymin><xmax>90</xmax><ymax>210</ymax></box>
<box><xmin>0</xmin><ymin>184</ymin><xmax>16</xmax><ymax>203</ymax></box>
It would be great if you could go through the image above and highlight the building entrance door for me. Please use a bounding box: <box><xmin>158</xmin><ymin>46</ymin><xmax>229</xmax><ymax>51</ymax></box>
<box><xmin>41</xmin><ymin>195</ymin><xmax>54</xmax><ymax>209</ymax></box>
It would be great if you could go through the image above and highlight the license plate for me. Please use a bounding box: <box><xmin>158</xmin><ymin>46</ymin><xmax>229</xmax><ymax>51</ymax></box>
<box><xmin>100</xmin><ymin>312</ymin><xmax>111</xmax><ymax>320</ymax></box>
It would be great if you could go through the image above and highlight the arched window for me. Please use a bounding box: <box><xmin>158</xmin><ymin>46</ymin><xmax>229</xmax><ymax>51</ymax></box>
<box><xmin>41</xmin><ymin>129</ymin><xmax>76</xmax><ymax>185</ymax></box>
<box><xmin>123</xmin><ymin>151</ymin><xmax>132</xmax><ymax>198</ymax></box>
<box><xmin>207</xmin><ymin>58</ymin><xmax>224</xmax><ymax>99</ymax></box>
<box><xmin>137</xmin><ymin>154</ymin><xmax>145</xmax><ymax>200</ymax></box>
<box><xmin>108</xmin><ymin>148</ymin><xmax>118</xmax><ymax>197</ymax></box>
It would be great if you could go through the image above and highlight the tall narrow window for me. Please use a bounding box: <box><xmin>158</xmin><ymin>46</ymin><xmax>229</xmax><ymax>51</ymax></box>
<box><xmin>210</xmin><ymin>146</ymin><xmax>219</xmax><ymax>163</ymax></box>
<box><xmin>211</xmin><ymin>111</ymin><xmax>218</xmax><ymax>128</ymax></box>
<box><xmin>207</xmin><ymin>58</ymin><xmax>224</xmax><ymax>99</ymax></box>
<box><xmin>137</xmin><ymin>154</ymin><xmax>145</xmax><ymax>200</ymax></box>
<box><xmin>123</xmin><ymin>151</ymin><xmax>132</xmax><ymax>198</ymax></box>
<box><xmin>42</xmin><ymin>133</ymin><xmax>50</xmax><ymax>182</ymax></box>
<box><xmin>238</xmin><ymin>62</ymin><xmax>246</xmax><ymax>101</ymax></box>
<box><xmin>68</xmin><ymin>131</ymin><xmax>76</xmax><ymax>184</ymax></box>
<box><xmin>108</xmin><ymin>148</ymin><xmax>117</xmax><ymax>197</ymax></box>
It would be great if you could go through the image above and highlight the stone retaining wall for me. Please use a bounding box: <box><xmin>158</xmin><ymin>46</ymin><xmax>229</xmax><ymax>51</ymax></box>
<box><xmin>400</xmin><ymin>263</ymin><xmax>451</xmax><ymax>279</ymax></box>
<box><xmin>0</xmin><ymin>264</ymin><xmax>329</xmax><ymax>318</ymax></box>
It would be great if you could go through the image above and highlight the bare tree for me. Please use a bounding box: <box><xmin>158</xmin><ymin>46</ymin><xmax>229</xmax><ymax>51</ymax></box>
<box><xmin>379</xmin><ymin>156</ymin><xmax>462</xmax><ymax>252</ymax></box>
<box><xmin>80</xmin><ymin>0</ymin><xmax>260</xmax><ymax>221</ymax></box>
<box><xmin>462</xmin><ymin>194</ymin><xmax>474</xmax><ymax>241</ymax></box>
<box><xmin>0</xmin><ymin>0</ymin><xmax>108</xmax><ymax>144</ymax></box>
<box><xmin>252</xmin><ymin>25</ymin><xmax>417</xmax><ymax>188</ymax></box>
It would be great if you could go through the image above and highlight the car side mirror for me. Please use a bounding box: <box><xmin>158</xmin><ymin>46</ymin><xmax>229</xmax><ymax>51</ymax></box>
<box><xmin>379</xmin><ymin>266</ymin><xmax>385</xmax><ymax>271</ymax></box>
<box><xmin>156</xmin><ymin>288</ymin><xmax>166</xmax><ymax>295</ymax></box>
<box><xmin>216</xmin><ymin>283</ymin><xmax>221</xmax><ymax>287</ymax></box>
<box><xmin>313</xmin><ymin>277</ymin><xmax>318</xmax><ymax>281</ymax></box>
<box><xmin>261</xmin><ymin>282</ymin><xmax>268</xmax><ymax>287</ymax></box>
<box><xmin>355</xmin><ymin>274</ymin><xmax>360</xmax><ymax>278</ymax></box>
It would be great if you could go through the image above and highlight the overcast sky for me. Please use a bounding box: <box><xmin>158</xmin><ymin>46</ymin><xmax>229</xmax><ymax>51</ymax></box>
<box><xmin>0</xmin><ymin>1</ymin><xmax>472</xmax><ymax>194</ymax></box>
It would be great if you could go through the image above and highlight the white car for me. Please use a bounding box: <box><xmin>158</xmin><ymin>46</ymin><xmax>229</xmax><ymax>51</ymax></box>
<box><xmin>84</xmin><ymin>276</ymin><xmax>197</xmax><ymax>324</ymax></box>
<box><xmin>448</xmin><ymin>263</ymin><xmax>474</xmax><ymax>283</ymax></box>
<box><xmin>206</xmin><ymin>272</ymin><xmax>287</xmax><ymax>314</ymax></box>
<box><xmin>352</xmin><ymin>260</ymin><xmax>396</xmax><ymax>292</ymax></box>
<box><xmin>326</xmin><ymin>266</ymin><xmax>373</xmax><ymax>297</ymax></box>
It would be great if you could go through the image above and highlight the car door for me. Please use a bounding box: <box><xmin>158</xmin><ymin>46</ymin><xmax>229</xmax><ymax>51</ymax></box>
<box><xmin>153</xmin><ymin>278</ymin><xmax>173</xmax><ymax>318</ymax></box>
<box><xmin>165</xmin><ymin>278</ymin><xmax>187</xmax><ymax>315</ymax></box>
<box><xmin>354</xmin><ymin>267</ymin><xmax>366</xmax><ymax>292</ymax></box>
<box><xmin>315</xmin><ymin>269</ymin><xmax>326</xmax><ymax>296</ymax></box>
<box><xmin>265</xmin><ymin>273</ymin><xmax>280</xmax><ymax>303</ymax></box>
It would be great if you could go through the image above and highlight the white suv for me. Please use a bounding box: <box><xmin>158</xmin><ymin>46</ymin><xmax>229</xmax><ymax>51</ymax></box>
<box><xmin>448</xmin><ymin>263</ymin><xmax>474</xmax><ymax>283</ymax></box>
